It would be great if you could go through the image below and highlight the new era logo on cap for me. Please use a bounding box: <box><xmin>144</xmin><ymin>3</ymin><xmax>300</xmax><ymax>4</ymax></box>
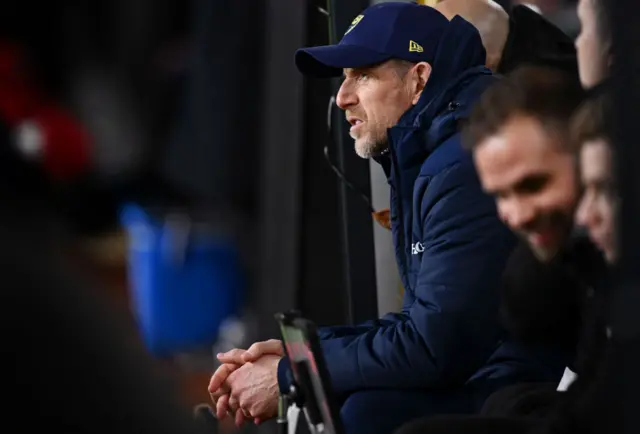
<box><xmin>409</xmin><ymin>41</ymin><xmax>424</xmax><ymax>53</ymax></box>
<box><xmin>345</xmin><ymin>15</ymin><xmax>364</xmax><ymax>35</ymax></box>
<box><xmin>295</xmin><ymin>2</ymin><xmax>450</xmax><ymax>77</ymax></box>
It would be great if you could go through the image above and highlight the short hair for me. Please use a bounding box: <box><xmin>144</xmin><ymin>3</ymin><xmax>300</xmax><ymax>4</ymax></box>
<box><xmin>388</xmin><ymin>58</ymin><xmax>416</xmax><ymax>80</ymax></box>
<box><xmin>463</xmin><ymin>66</ymin><xmax>585</xmax><ymax>151</ymax></box>
<box><xmin>570</xmin><ymin>90</ymin><xmax>613</xmax><ymax>152</ymax></box>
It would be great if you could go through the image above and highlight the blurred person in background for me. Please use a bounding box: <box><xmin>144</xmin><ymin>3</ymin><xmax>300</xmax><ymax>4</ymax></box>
<box><xmin>531</xmin><ymin>87</ymin><xmax>619</xmax><ymax>434</ymax></box>
<box><xmin>448</xmin><ymin>1</ymin><xmax>616</xmax><ymax>431</ymax></box>
<box><xmin>534</xmin><ymin>1</ymin><xmax>617</xmax><ymax>422</ymax></box>
<box><xmin>396</xmin><ymin>65</ymin><xmax>608</xmax><ymax>434</ymax></box>
<box><xmin>0</xmin><ymin>72</ymin><xmax>203</xmax><ymax>434</ymax></box>
<box><xmin>434</xmin><ymin>0</ymin><xmax>587</xmax><ymax>420</ymax></box>
<box><xmin>205</xmin><ymin>3</ymin><xmax>585</xmax><ymax>433</ymax></box>
<box><xmin>1</xmin><ymin>225</ymin><xmax>205</xmax><ymax>434</ymax></box>
<box><xmin>574</xmin><ymin>0</ymin><xmax>611</xmax><ymax>90</ymax></box>
<box><xmin>452</xmin><ymin>91</ymin><xmax>620</xmax><ymax>434</ymax></box>
<box><xmin>399</xmin><ymin>0</ymin><xmax>616</xmax><ymax>431</ymax></box>
<box><xmin>573</xmin><ymin>94</ymin><xmax>616</xmax><ymax>264</ymax></box>
<box><xmin>467</xmin><ymin>67</ymin><xmax>585</xmax><ymax>264</ymax></box>
<box><xmin>0</xmin><ymin>10</ymin><xmax>207</xmax><ymax>433</ymax></box>
<box><xmin>506</xmin><ymin>1</ymin><xmax>581</xmax><ymax>38</ymax></box>
<box><xmin>435</xmin><ymin>0</ymin><xmax>577</xmax><ymax>75</ymax></box>
<box><xmin>465</xmin><ymin>62</ymin><xmax>613</xmax><ymax>422</ymax></box>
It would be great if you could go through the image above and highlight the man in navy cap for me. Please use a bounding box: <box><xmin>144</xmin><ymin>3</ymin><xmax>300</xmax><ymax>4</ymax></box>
<box><xmin>208</xmin><ymin>3</ymin><xmax>561</xmax><ymax>433</ymax></box>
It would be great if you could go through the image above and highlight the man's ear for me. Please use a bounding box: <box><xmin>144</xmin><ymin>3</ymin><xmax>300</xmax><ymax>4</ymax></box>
<box><xmin>411</xmin><ymin>62</ymin><xmax>432</xmax><ymax>105</ymax></box>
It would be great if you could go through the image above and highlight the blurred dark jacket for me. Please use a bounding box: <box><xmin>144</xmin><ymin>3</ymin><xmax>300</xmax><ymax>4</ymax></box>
<box><xmin>499</xmin><ymin>242</ymin><xmax>585</xmax><ymax>360</ymax></box>
<box><xmin>481</xmin><ymin>235</ymin><xmax>610</xmax><ymax>428</ymax></box>
<box><xmin>535</xmin><ymin>237</ymin><xmax>613</xmax><ymax>434</ymax></box>
<box><xmin>498</xmin><ymin>5</ymin><xmax>577</xmax><ymax>75</ymax></box>
<box><xmin>499</xmin><ymin>236</ymin><xmax>608</xmax><ymax>371</ymax></box>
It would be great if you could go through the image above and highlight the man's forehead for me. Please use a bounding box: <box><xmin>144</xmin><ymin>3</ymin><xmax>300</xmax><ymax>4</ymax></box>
<box><xmin>481</xmin><ymin>162</ymin><xmax>545</xmax><ymax>194</ymax></box>
<box><xmin>343</xmin><ymin>62</ymin><xmax>393</xmax><ymax>76</ymax></box>
<box><xmin>475</xmin><ymin>136</ymin><xmax>560</xmax><ymax>192</ymax></box>
<box><xmin>487</xmin><ymin>115</ymin><xmax>569</xmax><ymax>157</ymax></box>
<box><xmin>581</xmin><ymin>141</ymin><xmax>611</xmax><ymax>179</ymax></box>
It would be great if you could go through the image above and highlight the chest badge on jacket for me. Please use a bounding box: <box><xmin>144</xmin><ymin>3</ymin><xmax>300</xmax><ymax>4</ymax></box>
<box><xmin>411</xmin><ymin>242</ymin><xmax>425</xmax><ymax>255</ymax></box>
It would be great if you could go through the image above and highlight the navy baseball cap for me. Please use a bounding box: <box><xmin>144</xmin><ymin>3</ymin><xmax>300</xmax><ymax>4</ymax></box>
<box><xmin>295</xmin><ymin>2</ymin><xmax>450</xmax><ymax>77</ymax></box>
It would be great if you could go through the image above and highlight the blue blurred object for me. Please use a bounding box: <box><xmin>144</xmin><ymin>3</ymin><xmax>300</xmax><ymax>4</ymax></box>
<box><xmin>120</xmin><ymin>203</ymin><xmax>243</xmax><ymax>356</ymax></box>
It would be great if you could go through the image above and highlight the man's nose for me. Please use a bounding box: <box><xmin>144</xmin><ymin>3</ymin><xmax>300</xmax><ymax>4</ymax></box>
<box><xmin>575</xmin><ymin>192</ymin><xmax>595</xmax><ymax>228</ymax></box>
<box><xmin>500</xmin><ymin>199</ymin><xmax>536</xmax><ymax>231</ymax></box>
<box><xmin>336</xmin><ymin>80</ymin><xmax>357</xmax><ymax>110</ymax></box>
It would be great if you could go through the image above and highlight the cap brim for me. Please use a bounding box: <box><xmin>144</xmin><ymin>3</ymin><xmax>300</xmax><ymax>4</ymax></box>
<box><xmin>295</xmin><ymin>44</ymin><xmax>391</xmax><ymax>78</ymax></box>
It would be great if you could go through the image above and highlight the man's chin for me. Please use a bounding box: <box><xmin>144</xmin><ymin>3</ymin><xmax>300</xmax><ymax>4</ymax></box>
<box><xmin>519</xmin><ymin>228</ymin><xmax>569</xmax><ymax>263</ymax></box>
<box><xmin>604</xmin><ymin>249</ymin><xmax>616</xmax><ymax>265</ymax></box>
<box><xmin>529</xmin><ymin>243</ymin><xmax>562</xmax><ymax>263</ymax></box>
<box><xmin>354</xmin><ymin>139</ymin><xmax>374</xmax><ymax>159</ymax></box>
<box><xmin>354</xmin><ymin>138</ymin><xmax>387</xmax><ymax>159</ymax></box>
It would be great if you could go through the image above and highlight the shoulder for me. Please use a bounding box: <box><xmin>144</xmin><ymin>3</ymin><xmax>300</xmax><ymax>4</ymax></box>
<box><xmin>418</xmin><ymin>133</ymin><xmax>476</xmax><ymax>184</ymax></box>
<box><xmin>414</xmin><ymin>134</ymin><xmax>497</xmax><ymax>227</ymax></box>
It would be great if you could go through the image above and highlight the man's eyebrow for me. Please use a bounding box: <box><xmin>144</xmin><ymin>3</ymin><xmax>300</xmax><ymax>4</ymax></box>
<box><xmin>344</xmin><ymin>67</ymin><xmax>370</xmax><ymax>77</ymax></box>
<box><xmin>589</xmin><ymin>178</ymin><xmax>612</xmax><ymax>189</ymax></box>
<box><xmin>512</xmin><ymin>173</ymin><xmax>549</xmax><ymax>192</ymax></box>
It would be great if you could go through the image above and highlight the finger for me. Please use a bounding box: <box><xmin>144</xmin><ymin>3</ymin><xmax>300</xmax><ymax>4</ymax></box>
<box><xmin>235</xmin><ymin>408</ymin><xmax>246</xmax><ymax>428</ymax></box>
<box><xmin>243</xmin><ymin>339</ymin><xmax>283</xmax><ymax>362</ymax></box>
<box><xmin>209</xmin><ymin>392</ymin><xmax>219</xmax><ymax>406</ymax></box>
<box><xmin>210</xmin><ymin>393</ymin><xmax>227</xmax><ymax>407</ymax></box>
<box><xmin>209</xmin><ymin>387</ymin><xmax>227</xmax><ymax>402</ymax></box>
<box><xmin>254</xmin><ymin>418</ymin><xmax>262</xmax><ymax>425</ymax></box>
<box><xmin>209</xmin><ymin>383</ymin><xmax>230</xmax><ymax>402</ymax></box>
<box><xmin>228</xmin><ymin>396</ymin><xmax>239</xmax><ymax>413</ymax></box>
<box><xmin>208</xmin><ymin>364</ymin><xmax>238</xmax><ymax>393</ymax></box>
<box><xmin>215</xmin><ymin>394</ymin><xmax>230</xmax><ymax>420</ymax></box>
<box><xmin>216</xmin><ymin>348</ymin><xmax>248</xmax><ymax>364</ymax></box>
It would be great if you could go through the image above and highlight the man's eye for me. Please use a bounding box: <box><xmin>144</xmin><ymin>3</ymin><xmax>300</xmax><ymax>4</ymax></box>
<box><xmin>516</xmin><ymin>175</ymin><xmax>548</xmax><ymax>194</ymax></box>
<box><xmin>492</xmin><ymin>191</ymin><xmax>508</xmax><ymax>201</ymax></box>
<box><xmin>596</xmin><ymin>181</ymin><xmax>616</xmax><ymax>198</ymax></box>
<box><xmin>356</xmin><ymin>73</ymin><xmax>369</xmax><ymax>82</ymax></box>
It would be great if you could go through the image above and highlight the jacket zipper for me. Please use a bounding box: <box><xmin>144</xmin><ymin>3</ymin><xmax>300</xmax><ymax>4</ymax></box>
<box><xmin>387</xmin><ymin>140</ymin><xmax>410</xmax><ymax>292</ymax></box>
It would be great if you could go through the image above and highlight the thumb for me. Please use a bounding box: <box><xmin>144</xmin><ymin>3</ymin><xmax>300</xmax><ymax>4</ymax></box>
<box><xmin>243</xmin><ymin>339</ymin><xmax>283</xmax><ymax>362</ymax></box>
<box><xmin>208</xmin><ymin>364</ymin><xmax>238</xmax><ymax>393</ymax></box>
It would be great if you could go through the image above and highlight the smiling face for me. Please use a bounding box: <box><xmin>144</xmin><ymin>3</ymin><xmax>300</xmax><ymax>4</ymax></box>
<box><xmin>569</xmin><ymin>91</ymin><xmax>616</xmax><ymax>263</ymax></box>
<box><xmin>576</xmin><ymin>139</ymin><xmax>617</xmax><ymax>263</ymax></box>
<box><xmin>335</xmin><ymin>60</ymin><xmax>429</xmax><ymax>158</ymax></box>
<box><xmin>474</xmin><ymin>115</ymin><xmax>579</xmax><ymax>262</ymax></box>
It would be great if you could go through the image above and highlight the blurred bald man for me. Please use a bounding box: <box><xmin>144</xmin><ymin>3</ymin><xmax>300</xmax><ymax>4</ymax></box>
<box><xmin>435</xmin><ymin>0</ymin><xmax>576</xmax><ymax>74</ymax></box>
